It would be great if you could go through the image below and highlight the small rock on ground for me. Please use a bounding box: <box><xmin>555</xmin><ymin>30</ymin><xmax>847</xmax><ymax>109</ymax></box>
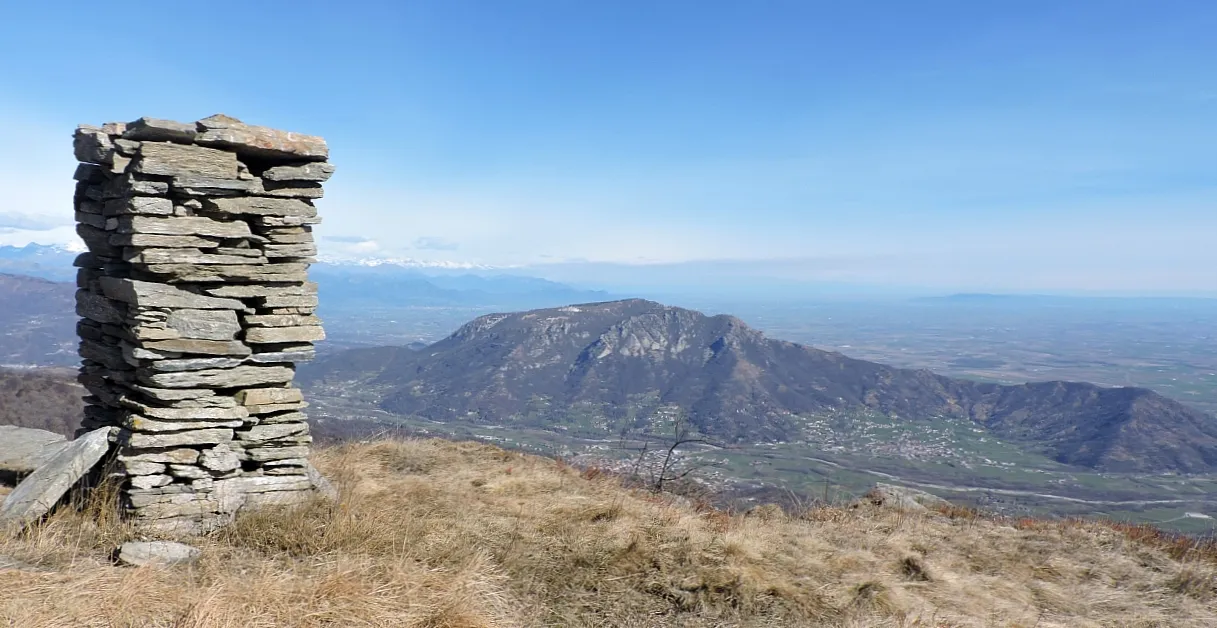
<box><xmin>857</xmin><ymin>483</ymin><xmax>951</xmax><ymax>512</ymax></box>
<box><xmin>306</xmin><ymin>461</ymin><xmax>338</xmax><ymax>501</ymax></box>
<box><xmin>0</xmin><ymin>554</ymin><xmax>48</xmax><ymax>572</ymax></box>
<box><xmin>745</xmin><ymin>503</ymin><xmax>786</xmax><ymax>521</ymax></box>
<box><xmin>117</xmin><ymin>541</ymin><xmax>201</xmax><ymax>567</ymax></box>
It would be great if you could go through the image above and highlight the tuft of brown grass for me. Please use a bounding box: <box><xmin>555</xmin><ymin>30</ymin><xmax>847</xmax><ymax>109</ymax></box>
<box><xmin>2</xmin><ymin>437</ymin><xmax>1216</xmax><ymax>627</ymax></box>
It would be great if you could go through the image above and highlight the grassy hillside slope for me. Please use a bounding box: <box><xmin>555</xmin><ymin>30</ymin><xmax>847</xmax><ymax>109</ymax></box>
<box><xmin>2</xmin><ymin>438</ymin><xmax>1215</xmax><ymax>627</ymax></box>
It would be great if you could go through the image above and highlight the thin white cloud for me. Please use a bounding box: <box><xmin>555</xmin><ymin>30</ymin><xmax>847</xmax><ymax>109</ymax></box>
<box><xmin>412</xmin><ymin>236</ymin><xmax>459</xmax><ymax>251</ymax></box>
<box><xmin>314</xmin><ymin>174</ymin><xmax>734</xmax><ymax>266</ymax></box>
<box><xmin>0</xmin><ymin>211</ymin><xmax>70</xmax><ymax>230</ymax></box>
<box><xmin>0</xmin><ymin>225</ymin><xmax>80</xmax><ymax>248</ymax></box>
<box><xmin>349</xmin><ymin>239</ymin><xmax>380</xmax><ymax>254</ymax></box>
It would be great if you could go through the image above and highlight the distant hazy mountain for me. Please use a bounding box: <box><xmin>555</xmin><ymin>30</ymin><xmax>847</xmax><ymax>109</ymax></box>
<box><xmin>0</xmin><ymin>257</ymin><xmax>612</xmax><ymax>366</ymax></box>
<box><xmin>0</xmin><ymin>244</ymin><xmax>79</xmax><ymax>281</ymax></box>
<box><xmin>0</xmin><ymin>273</ymin><xmax>76</xmax><ymax>366</ymax></box>
<box><xmin>0</xmin><ymin>244</ymin><xmax>613</xmax><ymax>311</ymax></box>
<box><xmin>312</xmin><ymin>263</ymin><xmax>613</xmax><ymax>309</ymax></box>
<box><xmin>915</xmin><ymin>293</ymin><xmax>1217</xmax><ymax>308</ymax></box>
<box><xmin>301</xmin><ymin>299</ymin><xmax>1217</xmax><ymax>474</ymax></box>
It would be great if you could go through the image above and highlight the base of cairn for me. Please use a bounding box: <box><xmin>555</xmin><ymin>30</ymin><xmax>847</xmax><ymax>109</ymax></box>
<box><xmin>106</xmin><ymin>384</ymin><xmax>321</xmax><ymax>534</ymax></box>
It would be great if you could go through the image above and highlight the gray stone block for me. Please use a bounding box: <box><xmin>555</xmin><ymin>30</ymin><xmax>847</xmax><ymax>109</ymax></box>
<box><xmin>245</xmin><ymin>446</ymin><xmax>310</xmax><ymax>462</ymax></box>
<box><xmin>142</xmin><ymin>263</ymin><xmax>308</xmax><ymax>284</ymax></box>
<box><xmin>140</xmin><ymin>357</ymin><xmax>246</xmax><ymax>373</ymax></box>
<box><xmin>236</xmin><ymin>387</ymin><xmax>303</xmax><ymax>406</ymax></box>
<box><xmin>118</xmin><ymin>449</ymin><xmax>201</xmax><ymax>466</ymax></box>
<box><xmin>117</xmin><ymin>540</ymin><xmax>201</xmax><ymax>567</ymax></box>
<box><xmin>0</xmin><ymin>428</ymin><xmax>116</xmax><ymax>530</ymax></box>
<box><xmin>134</xmin><ymin>142</ymin><xmax>239</xmax><ymax>179</ymax></box>
<box><xmin>262</xmin><ymin>162</ymin><xmax>335</xmax><ymax>182</ymax></box>
<box><xmin>202</xmin><ymin>196</ymin><xmax>316</xmax><ymax>217</ymax></box>
<box><xmin>116</xmin><ymin>215</ymin><xmax>253</xmax><ymax>239</ymax></box>
<box><xmin>126</xmin><ymin>248</ymin><xmax>267</xmax><ymax>266</ymax></box>
<box><xmin>0</xmin><ymin>426</ymin><xmax>69</xmax><ymax>474</ymax></box>
<box><xmin>125</xmin><ymin>414</ymin><xmax>245</xmax><ymax>433</ymax></box>
<box><xmin>200</xmin><ymin>282</ymin><xmax>317</xmax><ymax>298</ymax></box>
<box><xmin>142</xmin><ymin>365</ymin><xmax>295</xmax><ymax>389</ymax></box>
<box><xmin>247</xmin><ymin>349</ymin><xmax>316</xmax><ymax>363</ymax></box>
<box><xmin>194</xmin><ymin>114</ymin><xmax>329</xmax><ymax>161</ymax></box>
<box><xmin>119</xmin><ymin>400</ymin><xmax>249</xmax><ymax>421</ymax></box>
<box><xmin>199</xmin><ymin>444</ymin><xmax>241</xmax><ymax>473</ymax></box>
<box><xmin>74</xmin><ymin>126</ymin><xmax>114</xmax><ymax>165</ymax></box>
<box><xmin>109</xmin><ymin>233</ymin><xmax>222</xmax><ymax>248</ymax></box>
<box><xmin>244</xmin><ymin>326</ymin><xmax>325</xmax><ymax>344</ymax></box>
<box><xmin>123</xmin><ymin>428</ymin><xmax>233</xmax><ymax>449</ymax></box>
<box><xmin>137</xmin><ymin>338</ymin><xmax>251</xmax><ymax>357</ymax></box>
<box><xmin>166</xmin><ymin>309</ymin><xmax>241</xmax><ymax>341</ymax></box>
<box><xmin>123</xmin><ymin>117</ymin><xmax>198</xmax><ymax>144</ymax></box>
<box><xmin>100</xmin><ymin>277</ymin><xmax>245</xmax><ymax>310</ymax></box>
<box><xmin>236</xmin><ymin>422</ymin><xmax>308</xmax><ymax>443</ymax></box>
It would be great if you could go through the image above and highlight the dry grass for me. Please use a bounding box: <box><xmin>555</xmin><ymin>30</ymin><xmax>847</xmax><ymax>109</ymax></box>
<box><xmin>2</xmin><ymin>438</ymin><xmax>1216</xmax><ymax>627</ymax></box>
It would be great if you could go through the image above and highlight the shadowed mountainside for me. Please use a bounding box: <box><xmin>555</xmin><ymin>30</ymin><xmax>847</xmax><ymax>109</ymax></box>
<box><xmin>0</xmin><ymin>274</ymin><xmax>77</xmax><ymax>367</ymax></box>
<box><xmin>0</xmin><ymin>368</ymin><xmax>83</xmax><ymax>436</ymax></box>
<box><xmin>300</xmin><ymin>299</ymin><xmax>1217</xmax><ymax>474</ymax></box>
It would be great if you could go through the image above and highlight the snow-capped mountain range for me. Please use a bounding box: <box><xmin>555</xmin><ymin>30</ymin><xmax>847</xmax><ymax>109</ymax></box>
<box><xmin>315</xmin><ymin>254</ymin><xmax>504</xmax><ymax>271</ymax></box>
<box><xmin>0</xmin><ymin>243</ymin><xmax>499</xmax><ymax>276</ymax></box>
<box><xmin>0</xmin><ymin>243</ymin><xmax>613</xmax><ymax>308</ymax></box>
<box><xmin>0</xmin><ymin>243</ymin><xmax>82</xmax><ymax>281</ymax></box>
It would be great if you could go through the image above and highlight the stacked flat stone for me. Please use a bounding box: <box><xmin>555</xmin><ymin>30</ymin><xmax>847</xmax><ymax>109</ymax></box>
<box><xmin>71</xmin><ymin>115</ymin><xmax>331</xmax><ymax>533</ymax></box>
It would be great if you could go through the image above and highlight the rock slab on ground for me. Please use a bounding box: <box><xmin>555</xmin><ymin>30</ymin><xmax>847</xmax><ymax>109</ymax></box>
<box><xmin>0</xmin><ymin>428</ymin><xmax>115</xmax><ymax>529</ymax></box>
<box><xmin>0</xmin><ymin>554</ymin><xmax>47</xmax><ymax>572</ymax></box>
<box><xmin>0</xmin><ymin>426</ymin><xmax>69</xmax><ymax>474</ymax></box>
<box><xmin>859</xmin><ymin>483</ymin><xmax>951</xmax><ymax>513</ymax></box>
<box><xmin>117</xmin><ymin>540</ymin><xmax>201</xmax><ymax>567</ymax></box>
<box><xmin>306</xmin><ymin>461</ymin><xmax>338</xmax><ymax>501</ymax></box>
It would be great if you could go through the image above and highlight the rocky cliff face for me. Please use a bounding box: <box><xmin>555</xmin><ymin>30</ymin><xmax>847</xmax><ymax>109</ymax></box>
<box><xmin>301</xmin><ymin>299</ymin><xmax>1217</xmax><ymax>473</ymax></box>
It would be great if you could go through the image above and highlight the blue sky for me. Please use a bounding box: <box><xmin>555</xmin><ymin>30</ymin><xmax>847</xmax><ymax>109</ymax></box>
<box><xmin>1</xmin><ymin>1</ymin><xmax>1215</xmax><ymax>294</ymax></box>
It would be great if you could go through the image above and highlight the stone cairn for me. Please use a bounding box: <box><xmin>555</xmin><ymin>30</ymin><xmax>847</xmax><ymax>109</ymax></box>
<box><xmin>71</xmin><ymin>115</ymin><xmax>331</xmax><ymax>533</ymax></box>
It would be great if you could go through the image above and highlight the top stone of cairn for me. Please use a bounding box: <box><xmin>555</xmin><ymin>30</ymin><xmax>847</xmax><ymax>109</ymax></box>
<box><xmin>104</xmin><ymin>114</ymin><xmax>329</xmax><ymax>162</ymax></box>
<box><xmin>192</xmin><ymin>114</ymin><xmax>329</xmax><ymax>161</ymax></box>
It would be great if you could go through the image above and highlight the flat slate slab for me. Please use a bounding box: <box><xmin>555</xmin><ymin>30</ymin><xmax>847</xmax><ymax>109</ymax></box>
<box><xmin>0</xmin><ymin>554</ymin><xmax>47</xmax><ymax>572</ymax></box>
<box><xmin>117</xmin><ymin>541</ymin><xmax>201</xmax><ymax>567</ymax></box>
<box><xmin>0</xmin><ymin>428</ymin><xmax>115</xmax><ymax>530</ymax></box>
<box><xmin>859</xmin><ymin>483</ymin><xmax>951</xmax><ymax>513</ymax></box>
<box><xmin>306</xmin><ymin>461</ymin><xmax>338</xmax><ymax>501</ymax></box>
<box><xmin>0</xmin><ymin>426</ymin><xmax>69</xmax><ymax>474</ymax></box>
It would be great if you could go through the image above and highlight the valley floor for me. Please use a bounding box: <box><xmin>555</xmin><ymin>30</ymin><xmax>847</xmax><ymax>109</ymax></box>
<box><xmin>2</xmin><ymin>438</ymin><xmax>1215</xmax><ymax>627</ymax></box>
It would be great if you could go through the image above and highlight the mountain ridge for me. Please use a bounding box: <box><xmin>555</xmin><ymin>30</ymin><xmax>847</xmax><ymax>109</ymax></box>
<box><xmin>0</xmin><ymin>273</ymin><xmax>77</xmax><ymax>366</ymax></box>
<box><xmin>301</xmin><ymin>298</ymin><xmax>1217</xmax><ymax>474</ymax></box>
<box><xmin>312</xmin><ymin>264</ymin><xmax>612</xmax><ymax>309</ymax></box>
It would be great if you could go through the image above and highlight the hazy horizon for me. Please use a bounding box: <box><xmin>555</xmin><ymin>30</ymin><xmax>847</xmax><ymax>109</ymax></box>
<box><xmin>4</xmin><ymin>241</ymin><xmax>1217</xmax><ymax>301</ymax></box>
